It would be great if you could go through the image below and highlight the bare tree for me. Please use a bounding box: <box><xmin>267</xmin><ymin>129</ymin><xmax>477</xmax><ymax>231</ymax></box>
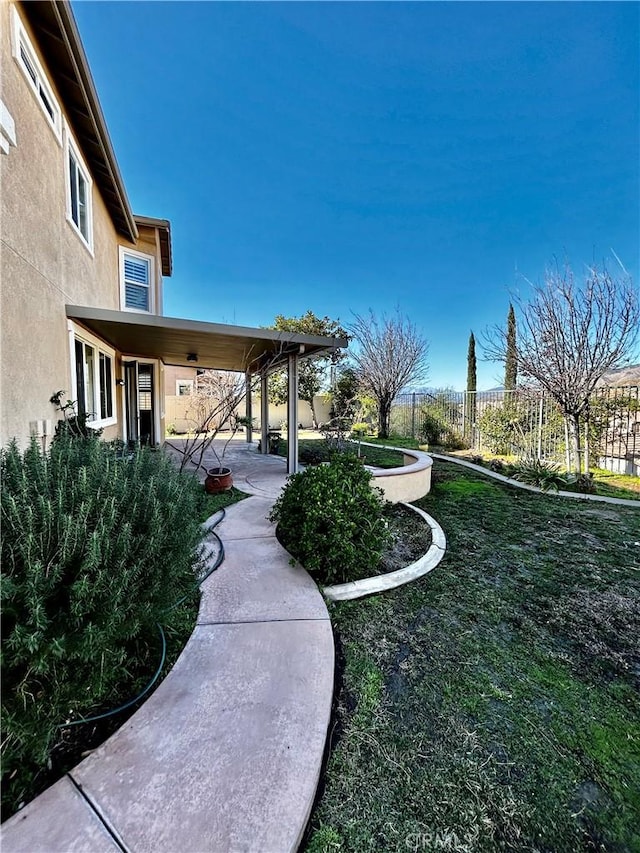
<box><xmin>483</xmin><ymin>261</ymin><xmax>639</xmax><ymax>473</ymax></box>
<box><xmin>166</xmin><ymin>369</ymin><xmax>248</xmax><ymax>473</ymax></box>
<box><xmin>349</xmin><ymin>310</ymin><xmax>430</xmax><ymax>439</ymax></box>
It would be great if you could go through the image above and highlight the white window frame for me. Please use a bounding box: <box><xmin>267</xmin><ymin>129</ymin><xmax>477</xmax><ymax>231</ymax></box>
<box><xmin>119</xmin><ymin>246</ymin><xmax>155</xmax><ymax>314</ymax></box>
<box><xmin>176</xmin><ymin>379</ymin><xmax>194</xmax><ymax>397</ymax></box>
<box><xmin>10</xmin><ymin>6</ymin><xmax>62</xmax><ymax>143</ymax></box>
<box><xmin>68</xmin><ymin>322</ymin><xmax>117</xmax><ymax>429</ymax></box>
<box><xmin>64</xmin><ymin>124</ymin><xmax>94</xmax><ymax>253</ymax></box>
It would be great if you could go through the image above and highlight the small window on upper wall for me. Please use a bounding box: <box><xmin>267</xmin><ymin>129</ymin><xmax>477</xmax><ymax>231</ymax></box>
<box><xmin>10</xmin><ymin>6</ymin><xmax>62</xmax><ymax>141</ymax></box>
<box><xmin>120</xmin><ymin>247</ymin><xmax>154</xmax><ymax>313</ymax></box>
<box><xmin>65</xmin><ymin>130</ymin><xmax>93</xmax><ymax>250</ymax></box>
<box><xmin>176</xmin><ymin>380</ymin><xmax>194</xmax><ymax>396</ymax></box>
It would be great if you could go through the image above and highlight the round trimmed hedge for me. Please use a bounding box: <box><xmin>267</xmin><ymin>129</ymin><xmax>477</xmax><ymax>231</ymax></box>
<box><xmin>269</xmin><ymin>453</ymin><xmax>391</xmax><ymax>585</ymax></box>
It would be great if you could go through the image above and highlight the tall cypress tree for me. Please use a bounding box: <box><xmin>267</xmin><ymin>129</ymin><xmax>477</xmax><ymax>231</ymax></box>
<box><xmin>466</xmin><ymin>332</ymin><xmax>477</xmax><ymax>393</ymax></box>
<box><xmin>466</xmin><ymin>332</ymin><xmax>477</xmax><ymax>435</ymax></box>
<box><xmin>505</xmin><ymin>303</ymin><xmax>517</xmax><ymax>390</ymax></box>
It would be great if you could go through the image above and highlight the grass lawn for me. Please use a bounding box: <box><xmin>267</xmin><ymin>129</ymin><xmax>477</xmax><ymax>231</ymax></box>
<box><xmin>369</xmin><ymin>437</ymin><xmax>640</xmax><ymax>501</ymax></box>
<box><xmin>276</xmin><ymin>438</ymin><xmax>406</xmax><ymax>469</ymax></box>
<box><xmin>196</xmin><ymin>486</ymin><xmax>250</xmax><ymax>521</ymax></box>
<box><xmin>306</xmin><ymin>461</ymin><xmax>640</xmax><ymax>852</ymax></box>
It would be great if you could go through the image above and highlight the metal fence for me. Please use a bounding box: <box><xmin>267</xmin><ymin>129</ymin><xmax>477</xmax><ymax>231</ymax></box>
<box><xmin>391</xmin><ymin>386</ymin><xmax>640</xmax><ymax>476</ymax></box>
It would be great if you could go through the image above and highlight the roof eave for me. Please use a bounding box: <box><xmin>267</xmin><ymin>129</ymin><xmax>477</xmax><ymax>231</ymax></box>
<box><xmin>21</xmin><ymin>1</ymin><xmax>138</xmax><ymax>242</ymax></box>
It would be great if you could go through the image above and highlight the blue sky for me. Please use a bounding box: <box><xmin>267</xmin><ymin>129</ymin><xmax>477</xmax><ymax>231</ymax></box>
<box><xmin>72</xmin><ymin>1</ymin><xmax>639</xmax><ymax>390</ymax></box>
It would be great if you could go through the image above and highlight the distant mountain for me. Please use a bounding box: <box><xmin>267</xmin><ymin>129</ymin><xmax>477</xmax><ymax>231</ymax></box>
<box><xmin>406</xmin><ymin>366</ymin><xmax>640</xmax><ymax>397</ymax></box>
<box><xmin>599</xmin><ymin>364</ymin><xmax>640</xmax><ymax>386</ymax></box>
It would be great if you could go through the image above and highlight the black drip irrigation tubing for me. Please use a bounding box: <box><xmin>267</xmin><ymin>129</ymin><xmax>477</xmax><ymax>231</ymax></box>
<box><xmin>58</xmin><ymin>507</ymin><xmax>227</xmax><ymax>730</ymax></box>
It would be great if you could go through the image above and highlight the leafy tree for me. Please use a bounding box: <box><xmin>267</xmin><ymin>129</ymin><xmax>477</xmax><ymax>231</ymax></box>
<box><xmin>484</xmin><ymin>261</ymin><xmax>639</xmax><ymax>472</ymax></box>
<box><xmin>505</xmin><ymin>303</ymin><xmax>517</xmax><ymax>390</ymax></box>
<box><xmin>330</xmin><ymin>366</ymin><xmax>361</xmax><ymax>422</ymax></box>
<box><xmin>267</xmin><ymin>312</ymin><xmax>348</xmax><ymax>429</ymax></box>
<box><xmin>349</xmin><ymin>310</ymin><xmax>429</xmax><ymax>439</ymax></box>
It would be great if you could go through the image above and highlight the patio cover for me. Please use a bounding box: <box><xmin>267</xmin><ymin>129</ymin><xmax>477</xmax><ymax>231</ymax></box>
<box><xmin>66</xmin><ymin>306</ymin><xmax>347</xmax><ymax>373</ymax></box>
<box><xmin>66</xmin><ymin>305</ymin><xmax>348</xmax><ymax>473</ymax></box>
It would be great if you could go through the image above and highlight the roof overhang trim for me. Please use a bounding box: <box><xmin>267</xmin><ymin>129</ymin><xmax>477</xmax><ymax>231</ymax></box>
<box><xmin>66</xmin><ymin>306</ymin><xmax>348</xmax><ymax>373</ymax></box>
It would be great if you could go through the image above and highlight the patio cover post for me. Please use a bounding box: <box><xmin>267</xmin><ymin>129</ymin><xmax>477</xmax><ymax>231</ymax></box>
<box><xmin>287</xmin><ymin>352</ymin><xmax>299</xmax><ymax>474</ymax></box>
<box><xmin>245</xmin><ymin>373</ymin><xmax>253</xmax><ymax>443</ymax></box>
<box><xmin>261</xmin><ymin>370</ymin><xmax>269</xmax><ymax>454</ymax></box>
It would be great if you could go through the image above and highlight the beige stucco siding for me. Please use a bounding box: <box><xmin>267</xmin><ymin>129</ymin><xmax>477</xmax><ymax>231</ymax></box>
<box><xmin>1</xmin><ymin>4</ymin><xmax>121</xmax><ymax>310</ymax></box>
<box><xmin>0</xmin><ymin>2</ymin><xmax>164</xmax><ymax>446</ymax></box>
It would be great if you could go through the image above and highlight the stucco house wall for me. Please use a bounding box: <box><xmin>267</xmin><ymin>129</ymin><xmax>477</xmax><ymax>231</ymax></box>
<box><xmin>0</xmin><ymin>2</ymin><xmax>167</xmax><ymax>447</ymax></box>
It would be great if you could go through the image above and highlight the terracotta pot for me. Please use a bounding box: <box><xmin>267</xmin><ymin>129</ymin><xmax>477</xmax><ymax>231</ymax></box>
<box><xmin>204</xmin><ymin>466</ymin><xmax>233</xmax><ymax>493</ymax></box>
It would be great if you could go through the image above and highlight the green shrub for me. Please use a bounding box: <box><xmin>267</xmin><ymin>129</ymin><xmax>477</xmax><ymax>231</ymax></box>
<box><xmin>269</xmin><ymin>453</ymin><xmax>391</xmax><ymax>585</ymax></box>
<box><xmin>49</xmin><ymin>390</ymin><xmax>103</xmax><ymax>440</ymax></box>
<box><xmin>421</xmin><ymin>409</ymin><xmax>448</xmax><ymax>445</ymax></box>
<box><xmin>350</xmin><ymin>423</ymin><xmax>369</xmax><ymax>438</ymax></box>
<box><xmin>477</xmin><ymin>405</ymin><xmax>526</xmax><ymax>455</ymax></box>
<box><xmin>510</xmin><ymin>457</ymin><xmax>568</xmax><ymax>492</ymax></box>
<box><xmin>299</xmin><ymin>445</ymin><xmax>326</xmax><ymax>466</ymax></box>
<box><xmin>477</xmin><ymin>399</ymin><xmax>565</xmax><ymax>458</ymax></box>
<box><xmin>420</xmin><ymin>409</ymin><xmax>468</xmax><ymax>450</ymax></box>
<box><xmin>1</xmin><ymin>436</ymin><xmax>204</xmax><ymax>815</ymax></box>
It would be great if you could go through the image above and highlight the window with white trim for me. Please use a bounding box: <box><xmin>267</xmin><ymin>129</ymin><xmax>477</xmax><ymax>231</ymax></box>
<box><xmin>70</xmin><ymin>326</ymin><xmax>116</xmax><ymax>428</ymax></box>
<box><xmin>10</xmin><ymin>6</ymin><xmax>61</xmax><ymax>141</ymax></box>
<box><xmin>65</xmin><ymin>131</ymin><xmax>93</xmax><ymax>249</ymax></box>
<box><xmin>120</xmin><ymin>247</ymin><xmax>154</xmax><ymax>313</ymax></box>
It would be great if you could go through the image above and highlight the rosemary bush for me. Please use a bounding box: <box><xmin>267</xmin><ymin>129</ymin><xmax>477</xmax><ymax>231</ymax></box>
<box><xmin>270</xmin><ymin>453</ymin><xmax>391</xmax><ymax>585</ymax></box>
<box><xmin>1</xmin><ymin>436</ymin><xmax>204</xmax><ymax>815</ymax></box>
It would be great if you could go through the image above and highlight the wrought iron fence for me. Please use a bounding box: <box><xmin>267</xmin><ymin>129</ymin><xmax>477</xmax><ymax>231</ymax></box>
<box><xmin>391</xmin><ymin>386</ymin><xmax>640</xmax><ymax>476</ymax></box>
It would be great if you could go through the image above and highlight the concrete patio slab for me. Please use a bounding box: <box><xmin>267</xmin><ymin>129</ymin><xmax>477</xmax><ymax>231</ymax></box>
<box><xmin>71</xmin><ymin>620</ymin><xmax>333</xmax><ymax>853</ymax></box>
<box><xmin>164</xmin><ymin>437</ymin><xmax>290</xmax><ymax>500</ymax></box>
<box><xmin>0</xmin><ymin>776</ymin><xmax>121</xmax><ymax>853</ymax></box>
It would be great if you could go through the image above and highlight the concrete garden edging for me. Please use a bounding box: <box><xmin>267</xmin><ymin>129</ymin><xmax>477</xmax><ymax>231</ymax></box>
<box><xmin>430</xmin><ymin>453</ymin><xmax>640</xmax><ymax>508</ymax></box>
<box><xmin>322</xmin><ymin>503</ymin><xmax>446</xmax><ymax>602</ymax></box>
<box><xmin>361</xmin><ymin>442</ymin><xmax>433</xmax><ymax>502</ymax></box>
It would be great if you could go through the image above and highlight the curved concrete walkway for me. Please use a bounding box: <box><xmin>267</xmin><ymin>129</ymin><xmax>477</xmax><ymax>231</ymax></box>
<box><xmin>2</xmin><ymin>441</ymin><xmax>334</xmax><ymax>853</ymax></box>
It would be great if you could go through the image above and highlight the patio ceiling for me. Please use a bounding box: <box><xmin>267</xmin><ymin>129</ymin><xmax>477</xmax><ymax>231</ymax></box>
<box><xmin>66</xmin><ymin>306</ymin><xmax>348</xmax><ymax>373</ymax></box>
